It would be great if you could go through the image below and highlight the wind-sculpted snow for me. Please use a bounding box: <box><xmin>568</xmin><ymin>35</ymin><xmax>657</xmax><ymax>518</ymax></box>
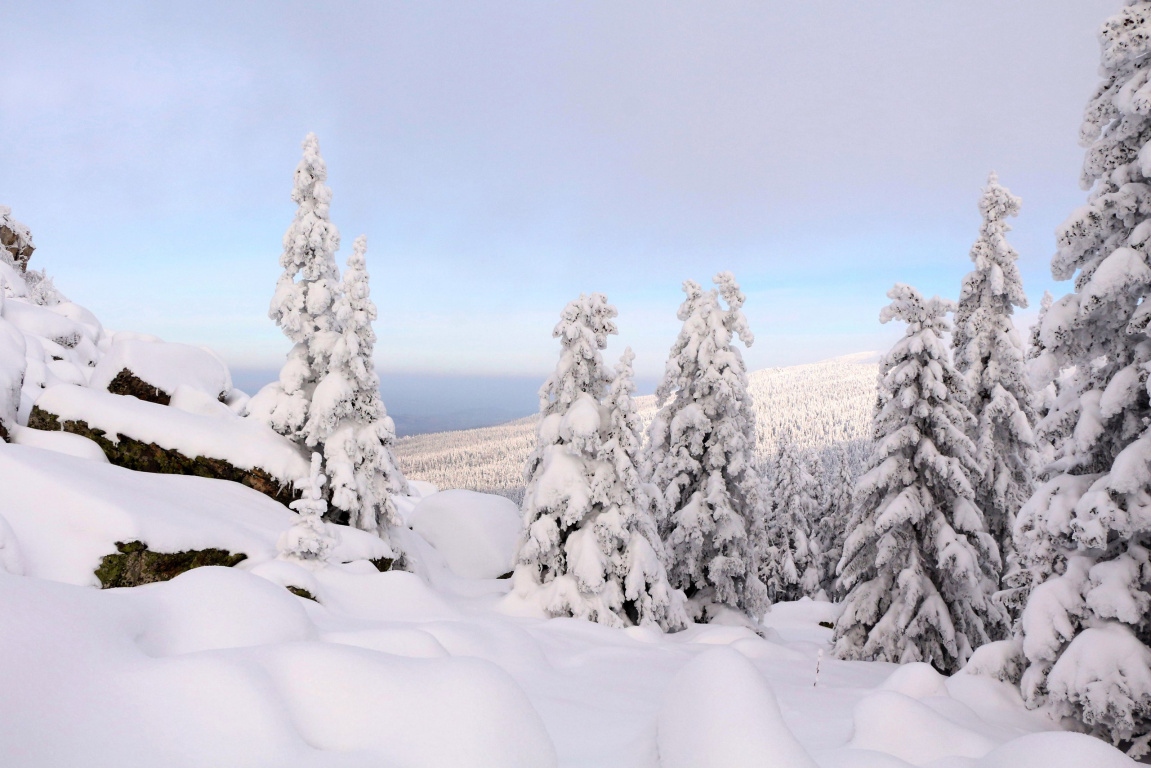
<box><xmin>394</xmin><ymin>353</ymin><xmax>879</xmax><ymax>502</ymax></box>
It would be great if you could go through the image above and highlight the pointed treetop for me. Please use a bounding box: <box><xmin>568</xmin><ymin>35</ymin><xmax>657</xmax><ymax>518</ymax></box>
<box><xmin>292</xmin><ymin>133</ymin><xmax>332</xmax><ymax>214</ymax></box>
<box><xmin>880</xmin><ymin>283</ymin><xmax>954</xmax><ymax>328</ymax></box>
<box><xmin>539</xmin><ymin>293</ymin><xmax>618</xmax><ymax>414</ymax></box>
<box><xmin>978</xmin><ymin>172</ymin><xmax>1021</xmax><ymax>228</ymax></box>
<box><xmin>349</xmin><ymin>234</ymin><xmax>368</xmax><ymax>269</ymax></box>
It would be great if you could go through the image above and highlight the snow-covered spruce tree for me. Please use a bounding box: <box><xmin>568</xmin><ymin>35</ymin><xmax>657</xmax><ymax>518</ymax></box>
<box><xmin>762</xmin><ymin>435</ymin><xmax>821</xmax><ymax>602</ymax></box>
<box><xmin>279</xmin><ymin>453</ymin><xmax>336</xmax><ymax>563</ymax></box>
<box><xmin>816</xmin><ymin>444</ymin><xmax>856</xmax><ymax>598</ymax></box>
<box><xmin>254</xmin><ymin>133</ymin><xmax>343</xmax><ymax>443</ymax></box>
<box><xmin>512</xmin><ymin>297</ymin><xmax>686</xmax><ymax>629</ymax></box>
<box><xmin>1027</xmin><ymin>291</ymin><xmax>1058</xmax><ymax>465</ymax></box>
<box><xmin>1009</xmin><ymin>6</ymin><xmax>1151</xmax><ymax>755</ymax></box>
<box><xmin>952</xmin><ymin>172</ymin><xmax>1037</xmax><ymax>578</ymax></box>
<box><xmin>834</xmin><ymin>284</ymin><xmax>1007</xmax><ymax>674</ymax></box>
<box><xmin>645</xmin><ymin>273</ymin><xmax>768</xmax><ymax>623</ymax></box>
<box><xmin>306</xmin><ymin>235</ymin><xmax>408</xmax><ymax>539</ymax></box>
<box><xmin>599</xmin><ymin>348</ymin><xmax>688</xmax><ymax>628</ymax></box>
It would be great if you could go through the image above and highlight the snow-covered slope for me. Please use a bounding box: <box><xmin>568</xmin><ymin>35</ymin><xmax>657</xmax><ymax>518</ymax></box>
<box><xmin>0</xmin><ymin>464</ymin><xmax>1131</xmax><ymax>767</ymax></box>
<box><xmin>0</xmin><ymin>233</ymin><xmax>1135</xmax><ymax>766</ymax></box>
<box><xmin>394</xmin><ymin>353</ymin><xmax>879</xmax><ymax>500</ymax></box>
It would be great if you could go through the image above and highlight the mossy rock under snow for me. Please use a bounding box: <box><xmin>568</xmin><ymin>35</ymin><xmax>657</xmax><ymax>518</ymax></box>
<box><xmin>90</xmin><ymin>338</ymin><xmax>232</xmax><ymax>404</ymax></box>
<box><xmin>95</xmin><ymin>540</ymin><xmax>247</xmax><ymax>588</ymax></box>
<box><xmin>106</xmin><ymin>368</ymin><xmax>174</xmax><ymax>405</ymax></box>
<box><xmin>27</xmin><ymin>406</ymin><xmax>301</xmax><ymax>507</ymax></box>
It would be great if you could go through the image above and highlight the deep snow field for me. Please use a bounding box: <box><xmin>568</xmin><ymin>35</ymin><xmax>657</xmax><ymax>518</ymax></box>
<box><xmin>0</xmin><ymin>443</ymin><xmax>1135</xmax><ymax>768</ymax></box>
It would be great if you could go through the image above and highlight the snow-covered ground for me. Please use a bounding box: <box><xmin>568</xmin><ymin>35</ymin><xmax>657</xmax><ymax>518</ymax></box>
<box><xmin>0</xmin><ymin>443</ymin><xmax>1133</xmax><ymax>767</ymax></box>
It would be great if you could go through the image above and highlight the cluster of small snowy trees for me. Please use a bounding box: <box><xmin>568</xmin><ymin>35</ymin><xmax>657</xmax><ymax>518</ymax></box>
<box><xmin>511</xmin><ymin>293</ymin><xmax>687</xmax><ymax>629</ymax></box>
<box><xmin>513</xmin><ymin>274</ymin><xmax>777</xmax><ymax>628</ymax></box>
<box><xmin>832</xmin><ymin>170</ymin><xmax>1036</xmax><ymax>674</ymax></box>
<box><xmin>509</xmin><ymin>275</ymin><xmax>875</xmax><ymax>631</ymax></box>
<box><xmin>249</xmin><ymin>134</ymin><xmax>408</xmax><ymax>556</ymax></box>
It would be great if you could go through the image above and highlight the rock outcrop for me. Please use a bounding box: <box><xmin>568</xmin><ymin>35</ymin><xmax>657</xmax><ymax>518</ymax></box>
<box><xmin>106</xmin><ymin>368</ymin><xmax>173</xmax><ymax>405</ymax></box>
<box><xmin>28</xmin><ymin>406</ymin><xmax>301</xmax><ymax>506</ymax></box>
<box><xmin>0</xmin><ymin>206</ymin><xmax>34</xmax><ymax>272</ymax></box>
<box><xmin>94</xmin><ymin>540</ymin><xmax>247</xmax><ymax>588</ymax></box>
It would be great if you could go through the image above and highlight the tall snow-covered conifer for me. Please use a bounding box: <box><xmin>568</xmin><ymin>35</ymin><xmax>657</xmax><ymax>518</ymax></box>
<box><xmin>834</xmin><ymin>284</ymin><xmax>1006</xmax><ymax>673</ymax></box>
<box><xmin>307</xmin><ymin>235</ymin><xmax>408</xmax><ymax>538</ymax></box>
<box><xmin>253</xmin><ymin>133</ymin><xmax>342</xmax><ymax>443</ymax></box>
<box><xmin>512</xmin><ymin>298</ymin><xmax>685</xmax><ymax>630</ymax></box>
<box><xmin>645</xmin><ymin>273</ymin><xmax>768</xmax><ymax>623</ymax></box>
<box><xmin>1010</xmin><ymin>5</ymin><xmax>1151</xmax><ymax>755</ymax></box>
<box><xmin>762</xmin><ymin>435</ymin><xmax>820</xmax><ymax>602</ymax></box>
<box><xmin>953</xmin><ymin>172</ymin><xmax>1037</xmax><ymax>574</ymax></box>
<box><xmin>816</xmin><ymin>445</ymin><xmax>856</xmax><ymax>598</ymax></box>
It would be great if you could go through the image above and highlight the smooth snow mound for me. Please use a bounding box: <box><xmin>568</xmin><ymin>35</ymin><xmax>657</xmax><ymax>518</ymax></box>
<box><xmin>409</xmin><ymin>489</ymin><xmax>522</xmax><ymax>579</ymax></box>
<box><xmin>8</xmin><ymin>423</ymin><xmax>108</xmax><ymax>463</ymax></box>
<box><xmin>850</xmin><ymin>688</ymin><xmax>996</xmax><ymax>765</ymax></box>
<box><xmin>90</xmin><ymin>336</ymin><xmax>232</xmax><ymax>398</ymax></box>
<box><xmin>975</xmin><ymin>731</ymin><xmax>1136</xmax><ymax>767</ymax></box>
<box><xmin>0</xmin><ymin>565</ymin><xmax>558</xmax><ymax>768</ymax></box>
<box><xmin>657</xmin><ymin>646</ymin><xmax>818</xmax><ymax>768</ymax></box>
<box><xmin>35</xmin><ymin>384</ymin><xmax>308</xmax><ymax>484</ymax></box>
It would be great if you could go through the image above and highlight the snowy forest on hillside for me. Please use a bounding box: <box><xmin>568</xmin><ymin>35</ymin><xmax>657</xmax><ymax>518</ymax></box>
<box><xmin>393</xmin><ymin>353</ymin><xmax>878</xmax><ymax>502</ymax></box>
<box><xmin>1</xmin><ymin>2</ymin><xmax>1151</xmax><ymax>766</ymax></box>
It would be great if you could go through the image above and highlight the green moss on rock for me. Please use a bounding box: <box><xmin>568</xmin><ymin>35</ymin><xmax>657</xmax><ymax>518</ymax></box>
<box><xmin>27</xmin><ymin>406</ymin><xmax>300</xmax><ymax>507</ymax></box>
<box><xmin>106</xmin><ymin>368</ymin><xmax>171</xmax><ymax>405</ymax></box>
<box><xmin>95</xmin><ymin>540</ymin><xmax>247</xmax><ymax>588</ymax></box>
<box><xmin>286</xmin><ymin>586</ymin><xmax>318</xmax><ymax>601</ymax></box>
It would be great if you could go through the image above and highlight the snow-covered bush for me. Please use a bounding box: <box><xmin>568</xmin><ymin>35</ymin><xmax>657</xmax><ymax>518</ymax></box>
<box><xmin>308</xmin><ymin>235</ymin><xmax>408</xmax><ymax>540</ymax></box>
<box><xmin>512</xmin><ymin>297</ymin><xmax>685</xmax><ymax>629</ymax></box>
<box><xmin>0</xmin><ymin>295</ymin><xmax>26</xmax><ymax>440</ymax></box>
<box><xmin>762</xmin><ymin>435</ymin><xmax>820</xmax><ymax>602</ymax></box>
<box><xmin>834</xmin><ymin>284</ymin><xmax>1007</xmax><ymax>674</ymax></box>
<box><xmin>645</xmin><ymin>273</ymin><xmax>768</xmax><ymax>623</ymax></box>
<box><xmin>279</xmin><ymin>453</ymin><xmax>335</xmax><ymax>564</ymax></box>
<box><xmin>953</xmin><ymin>173</ymin><xmax>1037</xmax><ymax>577</ymax></box>
<box><xmin>1010</xmin><ymin>4</ymin><xmax>1151</xmax><ymax>755</ymax></box>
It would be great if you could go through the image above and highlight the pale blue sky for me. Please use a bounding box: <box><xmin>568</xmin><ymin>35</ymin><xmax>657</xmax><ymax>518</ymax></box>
<box><xmin>2</xmin><ymin>0</ymin><xmax>1118</xmax><ymax>377</ymax></box>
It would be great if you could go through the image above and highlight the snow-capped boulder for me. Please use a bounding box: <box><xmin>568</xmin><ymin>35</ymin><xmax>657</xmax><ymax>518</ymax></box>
<box><xmin>409</xmin><ymin>489</ymin><xmax>522</xmax><ymax>579</ymax></box>
<box><xmin>90</xmin><ymin>336</ymin><xmax>232</xmax><ymax>405</ymax></box>
<box><xmin>2</xmin><ymin>299</ymin><xmax>92</xmax><ymax>354</ymax></box>
<box><xmin>28</xmin><ymin>385</ymin><xmax>308</xmax><ymax>505</ymax></box>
